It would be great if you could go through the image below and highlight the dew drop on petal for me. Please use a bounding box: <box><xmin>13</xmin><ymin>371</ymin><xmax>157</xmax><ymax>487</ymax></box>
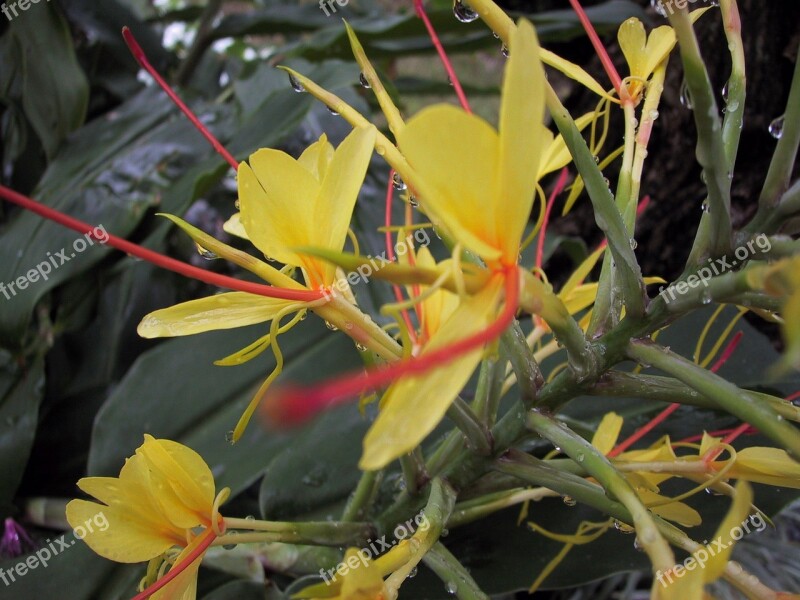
<box><xmin>325</xmin><ymin>321</ymin><xmax>339</xmax><ymax>331</ymax></box>
<box><xmin>453</xmin><ymin>0</ymin><xmax>479</xmax><ymax>23</ymax></box>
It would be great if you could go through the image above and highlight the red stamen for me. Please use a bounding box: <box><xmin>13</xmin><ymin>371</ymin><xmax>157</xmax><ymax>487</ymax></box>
<box><xmin>122</xmin><ymin>27</ymin><xmax>239</xmax><ymax>171</ymax></box>
<box><xmin>566</xmin><ymin>0</ymin><xmax>622</xmax><ymax>96</ymax></box>
<box><xmin>131</xmin><ymin>528</ymin><xmax>216</xmax><ymax>600</ymax></box>
<box><xmin>413</xmin><ymin>0</ymin><xmax>472</xmax><ymax>114</ymax></box>
<box><xmin>785</xmin><ymin>390</ymin><xmax>800</xmax><ymax>404</ymax></box>
<box><xmin>0</xmin><ymin>186</ymin><xmax>323</xmax><ymax>302</ymax></box>
<box><xmin>610</xmin><ymin>332</ymin><xmax>743</xmax><ymax>457</ymax></box>
<box><xmin>678</xmin><ymin>426</ymin><xmax>757</xmax><ymax>445</ymax></box>
<box><xmin>263</xmin><ymin>266</ymin><xmax>519</xmax><ymax>426</ymax></box>
<box><xmin>385</xmin><ymin>170</ymin><xmax>418</xmax><ymax>345</ymax></box>
<box><xmin>535</xmin><ymin>168</ymin><xmax>569</xmax><ymax>275</ymax></box>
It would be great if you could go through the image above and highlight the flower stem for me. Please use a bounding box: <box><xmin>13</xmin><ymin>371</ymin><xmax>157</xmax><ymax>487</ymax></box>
<box><xmin>341</xmin><ymin>470</ymin><xmax>381</xmax><ymax>522</ymax></box>
<box><xmin>223</xmin><ymin>518</ymin><xmax>374</xmax><ymax>547</ymax></box>
<box><xmin>423</xmin><ymin>542</ymin><xmax>489</xmax><ymax>600</ymax></box>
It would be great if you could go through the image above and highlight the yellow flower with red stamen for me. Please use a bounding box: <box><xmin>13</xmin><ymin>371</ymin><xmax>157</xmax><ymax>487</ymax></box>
<box><xmin>66</xmin><ymin>435</ymin><xmax>228</xmax><ymax>600</ymax></box>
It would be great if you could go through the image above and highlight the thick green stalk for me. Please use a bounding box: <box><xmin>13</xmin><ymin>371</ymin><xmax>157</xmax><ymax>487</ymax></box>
<box><xmin>223</xmin><ymin>518</ymin><xmax>373</xmax><ymax>547</ymax></box>
<box><xmin>668</xmin><ymin>8</ymin><xmax>733</xmax><ymax>259</ymax></box>
<box><xmin>423</xmin><ymin>542</ymin><xmax>490</xmax><ymax>600</ymax></box>
<box><xmin>751</xmin><ymin>39</ymin><xmax>800</xmax><ymax>223</ymax></box>
<box><xmin>592</xmin><ymin>372</ymin><xmax>800</xmax><ymax>422</ymax></box>
<box><xmin>544</xmin><ymin>85</ymin><xmax>646</xmax><ymax>323</ymax></box>
<box><xmin>720</xmin><ymin>0</ymin><xmax>746</xmax><ymax>170</ymax></box>
<box><xmin>525</xmin><ymin>411</ymin><xmax>675</xmax><ymax>572</ymax></box>
<box><xmin>446</xmin><ymin>397</ymin><xmax>493</xmax><ymax>455</ymax></box>
<box><xmin>627</xmin><ymin>340</ymin><xmax>800</xmax><ymax>458</ymax></box>
<box><xmin>500</xmin><ymin>322</ymin><xmax>543</xmax><ymax>406</ymax></box>
<box><xmin>341</xmin><ymin>470</ymin><xmax>381</xmax><ymax>522</ymax></box>
<box><xmin>400</xmin><ymin>449</ymin><xmax>428</xmax><ymax>496</ymax></box>
<box><xmin>472</xmin><ymin>356</ymin><xmax>506</xmax><ymax>425</ymax></box>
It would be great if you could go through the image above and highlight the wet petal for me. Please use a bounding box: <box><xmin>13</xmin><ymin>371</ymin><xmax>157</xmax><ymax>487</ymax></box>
<box><xmin>591</xmin><ymin>412</ymin><xmax>623</xmax><ymax>455</ymax></box>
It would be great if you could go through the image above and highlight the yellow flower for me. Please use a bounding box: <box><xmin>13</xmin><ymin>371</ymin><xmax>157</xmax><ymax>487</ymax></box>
<box><xmin>396</xmin><ymin>19</ymin><xmax>545</xmax><ymax>266</ymax></box>
<box><xmin>617</xmin><ymin>10</ymin><xmax>709</xmax><ymax>103</ymax></box>
<box><xmin>66</xmin><ymin>435</ymin><xmax>227</xmax><ymax>600</ymax></box>
<box><xmin>136</xmin><ymin>126</ymin><xmax>394</xmax><ymax>441</ymax></box>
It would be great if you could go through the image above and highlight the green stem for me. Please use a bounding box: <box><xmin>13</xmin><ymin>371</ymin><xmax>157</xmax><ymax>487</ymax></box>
<box><xmin>175</xmin><ymin>0</ymin><xmax>222</xmax><ymax>86</ymax></box>
<box><xmin>423</xmin><ymin>542</ymin><xmax>490</xmax><ymax>600</ymax></box>
<box><xmin>223</xmin><ymin>518</ymin><xmax>373</xmax><ymax>547</ymax></box>
<box><xmin>341</xmin><ymin>470</ymin><xmax>381</xmax><ymax>522</ymax></box>
<box><xmin>400</xmin><ymin>449</ymin><xmax>428</xmax><ymax>495</ymax></box>
<box><xmin>720</xmin><ymin>0</ymin><xmax>746</xmax><ymax>170</ymax></box>
<box><xmin>499</xmin><ymin>323</ymin><xmax>543</xmax><ymax>407</ymax></box>
<box><xmin>447</xmin><ymin>487</ymin><xmax>558</xmax><ymax>528</ymax></box>
<box><xmin>447</xmin><ymin>397</ymin><xmax>493</xmax><ymax>455</ymax></box>
<box><xmin>544</xmin><ymin>84</ymin><xmax>645</xmax><ymax>323</ymax></box>
<box><xmin>627</xmin><ymin>340</ymin><xmax>800</xmax><ymax>458</ymax></box>
<box><xmin>472</xmin><ymin>356</ymin><xmax>506</xmax><ymax>425</ymax></box>
<box><xmin>668</xmin><ymin>8</ymin><xmax>733</xmax><ymax>259</ymax></box>
<box><xmin>525</xmin><ymin>410</ymin><xmax>676</xmax><ymax>572</ymax></box>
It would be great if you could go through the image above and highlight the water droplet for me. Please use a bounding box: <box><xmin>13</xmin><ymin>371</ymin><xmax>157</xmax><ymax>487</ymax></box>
<box><xmin>630</xmin><ymin>238</ymin><xmax>638</xmax><ymax>250</ymax></box>
<box><xmin>344</xmin><ymin>321</ymin><xmax>354</xmax><ymax>331</ymax></box>
<box><xmin>576</xmin><ymin>451</ymin><xmax>585</xmax><ymax>462</ymax></box>
<box><xmin>492</xmin><ymin>31</ymin><xmax>500</xmax><ymax>39</ymax></box>
<box><xmin>195</xmin><ymin>243</ymin><xmax>219</xmax><ymax>260</ymax></box>
<box><xmin>408</xmin><ymin>566</ymin><xmax>418</xmax><ymax>578</ymax></box>
<box><xmin>651</xmin><ymin>0</ymin><xmax>667</xmax><ymax>17</ymax></box>
<box><xmin>234</xmin><ymin>199</ymin><xmax>240</xmax><ymax>210</ymax></box>
<box><xmin>708</xmin><ymin>0</ymin><xmax>719</xmax><ymax>6</ymax></box>
<box><xmin>441</xmin><ymin>528</ymin><xmax>449</xmax><ymax>537</ymax></box>
<box><xmin>225</xmin><ymin>430</ymin><xmax>235</xmax><ymax>444</ymax></box>
<box><xmin>726</xmin><ymin>100</ymin><xmax>739</xmax><ymax>113</ymax></box>
<box><xmin>355</xmin><ymin>342</ymin><xmax>368</xmax><ymax>352</ymax></box>
<box><xmin>634</xmin><ymin>537</ymin><xmax>644</xmax><ymax>552</ymax></box>
<box><xmin>562</xmin><ymin>496</ymin><xmax>577</xmax><ymax>507</ymax></box>
<box><xmin>701</xmin><ymin>290</ymin><xmax>712</xmax><ymax>304</ymax></box>
<box><xmin>327</xmin><ymin>105</ymin><xmax>340</xmax><ymax>116</ymax></box>
<box><xmin>769</xmin><ymin>114</ymin><xmax>785</xmax><ymax>139</ymax></box>
<box><xmin>500</xmin><ymin>44</ymin><xmax>509</xmax><ymax>58</ymax></box>
<box><xmin>222</xmin><ymin>542</ymin><xmax>237</xmax><ymax>550</ymax></box>
<box><xmin>408</xmin><ymin>195</ymin><xmax>419</xmax><ymax>207</ymax></box>
<box><xmin>359</xmin><ymin>72</ymin><xmax>371</xmax><ymax>89</ymax></box>
<box><xmin>649</xmin><ymin>109</ymin><xmax>660</xmax><ymax>121</ymax></box>
<box><xmin>245</xmin><ymin>515</ymin><xmax>255</xmax><ymax>521</ymax></box>
<box><xmin>325</xmin><ymin>321</ymin><xmax>339</xmax><ymax>331</ymax></box>
<box><xmin>680</xmin><ymin>79</ymin><xmax>693</xmax><ymax>110</ymax></box>
<box><xmin>445</xmin><ymin>581</ymin><xmax>458</xmax><ymax>595</ymax></box>
<box><xmin>288</xmin><ymin>72</ymin><xmax>305</xmax><ymax>93</ymax></box>
<box><xmin>701</xmin><ymin>201</ymin><xmax>710</xmax><ymax>213</ymax></box>
<box><xmin>792</xmin><ymin>397</ymin><xmax>800</xmax><ymax>408</ymax></box>
<box><xmin>722</xmin><ymin>82</ymin><xmax>729</xmax><ymax>103</ymax></box>
<box><xmin>392</xmin><ymin>172</ymin><xmax>407</xmax><ymax>191</ymax></box>
<box><xmin>593</xmin><ymin>154</ymin><xmax>600</xmax><ymax>163</ymax></box>
<box><xmin>453</xmin><ymin>0</ymin><xmax>479</xmax><ymax>23</ymax></box>
<box><xmin>700</xmin><ymin>170</ymin><xmax>708</xmax><ymax>184</ymax></box>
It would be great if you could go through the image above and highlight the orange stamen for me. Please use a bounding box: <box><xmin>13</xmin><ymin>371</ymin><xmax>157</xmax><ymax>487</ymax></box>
<box><xmin>385</xmin><ymin>170</ymin><xmax>418</xmax><ymax>345</ymax></box>
<box><xmin>263</xmin><ymin>266</ymin><xmax>519</xmax><ymax>426</ymax></box>
<box><xmin>413</xmin><ymin>0</ymin><xmax>472</xmax><ymax>113</ymax></box>
<box><xmin>0</xmin><ymin>185</ymin><xmax>324</xmax><ymax>302</ymax></box>
<box><xmin>130</xmin><ymin>528</ymin><xmax>216</xmax><ymax>600</ymax></box>
<box><xmin>122</xmin><ymin>27</ymin><xmax>239</xmax><ymax>171</ymax></box>
<box><xmin>610</xmin><ymin>332</ymin><xmax>743</xmax><ymax>458</ymax></box>
<box><xmin>566</xmin><ymin>0</ymin><xmax>622</xmax><ymax>96</ymax></box>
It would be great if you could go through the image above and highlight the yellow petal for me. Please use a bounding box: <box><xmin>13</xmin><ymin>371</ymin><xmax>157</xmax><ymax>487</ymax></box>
<box><xmin>736</xmin><ymin>447</ymin><xmax>800</xmax><ymax>477</ymax></box>
<box><xmin>360</xmin><ymin>281</ymin><xmax>504</xmax><ymax>470</ymax></box>
<box><xmin>214</xmin><ymin>331</ymin><xmax>272</xmax><ymax>366</ymax></box>
<box><xmin>398</xmin><ymin>105</ymin><xmax>501</xmax><ymax>261</ymax></box>
<box><xmin>618</xmin><ymin>18</ymin><xmax>647</xmax><ymax>78</ymax></box>
<box><xmin>137</xmin><ymin>436</ymin><xmax>216</xmax><ymax>525</ymax></box>
<box><xmin>539</xmin><ymin>113</ymin><xmax>595</xmax><ymax>177</ymax></box>
<box><xmin>416</xmin><ymin>247</ymin><xmax>459</xmax><ymax>337</ymax></box>
<box><xmin>66</xmin><ymin>499</ymin><xmax>176</xmax><ymax>563</ymax></box>
<box><xmin>297</xmin><ymin>133</ymin><xmax>334</xmax><ymax>181</ymax></box>
<box><xmin>496</xmin><ymin>19</ymin><xmax>546</xmax><ymax>260</ymax></box>
<box><xmin>223</xmin><ymin>212</ymin><xmax>248</xmax><ymax>240</ymax></box>
<box><xmin>339</xmin><ymin>548</ymin><xmax>388</xmax><ymax>600</ymax></box>
<box><xmin>591</xmin><ymin>412</ymin><xmax>623</xmax><ymax>455</ymax></box>
<box><xmin>238</xmin><ymin>150</ymin><xmax>320</xmax><ymax>273</ymax></box>
<box><xmin>659</xmin><ymin>567</ymin><xmax>704</xmax><ymax>600</ymax></box>
<box><xmin>642</xmin><ymin>26</ymin><xmax>677</xmax><ymax>79</ymax></box>
<box><xmin>137</xmin><ymin>292</ymin><xmax>298</xmax><ymax>338</ymax></box>
<box><xmin>313</xmin><ymin>126</ymin><xmax>377</xmax><ymax>286</ymax></box>
<box><xmin>540</xmin><ymin>48</ymin><xmax>612</xmax><ymax>99</ymax></box>
<box><xmin>151</xmin><ymin>533</ymin><xmax>207</xmax><ymax>600</ymax></box>
<box><xmin>560</xmin><ymin>247</ymin><xmax>606</xmax><ymax>298</ymax></box>
<box><xmin>703</xmin><ymin>481</ymin><xmax>753</xmax><ymax>581</ymax></box>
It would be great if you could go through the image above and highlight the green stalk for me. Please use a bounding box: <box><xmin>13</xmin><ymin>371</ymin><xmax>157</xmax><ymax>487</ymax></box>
<box><xmin>223</xmin><ymin>518</ymin><xmax>373</xmax><ymax>547</ymax></box>
<box><xmin>472</xmin><ymin>356</ymin><xmax>506</xmax><ymax>425</ymax></box>
<box><xmin>627</xmin><ymin>340</ymin><xmax>800</xmax><ymax>458</ymax></box>
<box><xmin>447</xmin><ymin>487</ymin><xmax>558</xmax><ymax>528</ymax></box>
<box><xmin>446</xmin><ymin>397</ymin><xmax>493</xmax><ymax>455</ymax></box>
<box><xmin>752</xmin><ymin>39</ymin><xmax>800</xmax><ymax>221</ymax></box>
<box><xmin>719</xmin><ymin>0</ymin><xmax>747</xmax><ymax>170</ymax></box>
<box><xmin>544</xmin><ymin>85</ymin><xmax>646</xmax><ymax>323</ymax></box>
<box><xmin>423</xmin><ymin>542</ymin><xmax>490</xmax><ymax>600</ymax></box>
<box><xmin>668</xmin><ymin>8</ymin><xmax>733</xmax><ymax>259</ymax></box>
<box><xmin>400</xmin><ymin>449</ymin><xmax>428</xmax><ymax>496</ymax></box>
<box><xmin>499</xmin><ymin>323</ymin><xmax>543</xmax><ymax>407</ymax></box>
<box><xmin>592</xmin><ymin>372</ymin><xmax>800</xmax><ymax>422</ymax></box>
<box><xmin>341</xmin><ymin>470</ymin><xmax>381</xmax><ymax>522</ymax></box>
<box><xmin>525</xmin><ymin>411</ymin><xmax>675</xmax><ymax>572</ymax></box>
